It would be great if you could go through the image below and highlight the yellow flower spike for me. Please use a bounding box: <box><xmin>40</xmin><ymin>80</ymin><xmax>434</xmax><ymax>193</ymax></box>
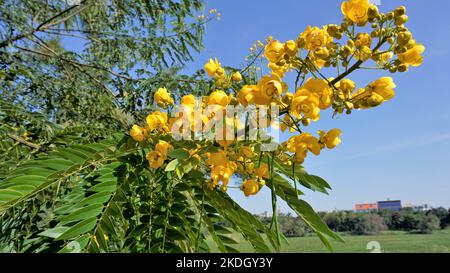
<box><xmin>240</xmin><ymin>179</ymin><xmax>260</xmax><ymax>197</ymax></box>
<box><xmin>264</xmin><ymin>39</ymin><xmax>285</xmax><ymax>63</ymax></box>
<box><xmin>341</xmin><ymin>0</ymin><xmax>372</xmax><ymax>25</ymax></box>
<box><xmin>154</xmin><ymin>87</ymin><xmax>174</xmax><ymax>109</ymax></box>
<box><xmin>130</xmin><ymin>125</ymin><xmax>147</xmax><ymax>142</ymax></box>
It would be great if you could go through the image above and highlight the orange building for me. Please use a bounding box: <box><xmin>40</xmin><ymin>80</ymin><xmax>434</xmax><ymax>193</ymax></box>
<box><xmin>355</xmin><ymin>203</ymin><xmax>378</xmax><ymax>212</ymax></box>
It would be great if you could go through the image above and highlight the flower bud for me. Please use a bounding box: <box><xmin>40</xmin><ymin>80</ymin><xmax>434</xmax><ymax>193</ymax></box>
<box><xmin>394</xmin><ymin>6</ymin><xmax>406</xmax><ymax>17</ymax></box>
<box><xmin>397</xmin><ymin>64</ymin><xmax>408</xmax><ymax>72</ymax></box>
<box><xmin>397</xmin><ymin>31</ymin><xmax>412</xmax><ymax>46</ymax></box>
<box><xmin>386</xmin><ymin>12</ymin><xmax>394</xmax><ymax>20</ymax></box>
<box><xmin>395</xmin><ymin>15</ymin><xmax>408</xmax><ymax>26</ymax></box>
<box><xmin>371</xmin><ymin>30</ymin><xmax>379</xmax><ymax>38</ymax></box>
<box><xmin>389</xmin><ymin>66</ymin><xmax>397</xmax><ymax>73</ymax></box>
<box><xmin>326</xmin><ymin>24</ymin><xmax>339</xmax><ymax>36</ymax></box>
<box><xmin>301</xmin><ymin>118</ymin><xmax>310</xmax><ymax>127</ymax></box>
<box><xmin>368</xmin><ymin>6</ymin><xmax>379</xmax><ymax>19</ymax></box>
<box><xmin>231</xmin><ymin>71</ymin><xmax>242</xmax><ymax>82</ymax></box>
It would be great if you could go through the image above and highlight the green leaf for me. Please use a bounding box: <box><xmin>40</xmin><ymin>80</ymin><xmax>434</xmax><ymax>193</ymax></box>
<box><xmin>61</xmin><ymin>204</ymin><xmax>104</xmax><ymax>223</ymax></box>
<box><xmin>167</xmin><ymin>149</ymin><xmax>190</xmax><ymax>160</ymax></box>
<box><xmin>38</xmin><ymin>227</ymin><xmax>70</xmax><ymax>239</ymax></box>
<box><xmin>90</xmin><ymin>180</ymin><xmax>117</xmax><ymax>193</ymax></box>
<box><xmin>56</xmin><ymin>217</ymin><xmax>98</xmax><ymax>241</ymax></box>
<box><xmin>165</xmin><ymin>159</ymin><xmax>179</xmax><ymax>171</ymax></box>
<box><xmin>0</xmin><ymin>189</ymin><xmax>25</xmax><ymax>202</ymax></box>
<box><xmin>79</xmin><ymin>192</ymin><xmax>112</xmax><ymax>206</ymax></box>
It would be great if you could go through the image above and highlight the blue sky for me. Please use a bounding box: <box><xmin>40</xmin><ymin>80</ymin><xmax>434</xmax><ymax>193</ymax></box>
<box><xmin>186</xmin><ymin>0</ymin><xmax>450</xmax><ymax>213</ymax></box>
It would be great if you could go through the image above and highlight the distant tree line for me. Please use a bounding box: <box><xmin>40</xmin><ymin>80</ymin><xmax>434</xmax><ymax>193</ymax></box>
<box><xmin>256</xmin><ymin>207</ymin><xmax>450</xmax><ymax>237</ymax></box>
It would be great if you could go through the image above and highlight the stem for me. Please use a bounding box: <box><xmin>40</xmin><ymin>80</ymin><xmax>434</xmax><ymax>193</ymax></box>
<box><xmin>268</xmin><ymin>152</ymin><xmax>281</xmax><ymax>247</ymax></box>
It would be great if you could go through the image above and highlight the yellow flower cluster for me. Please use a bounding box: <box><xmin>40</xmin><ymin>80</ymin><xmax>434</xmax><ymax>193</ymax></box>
<box><xmin>146</xmin><ymin>140</ymin><xmax>172</xmax><ymax>169</ymax></box>
<box><xmin>129</xmin><ymin>0</ymin><xmax>424</xmax><ymax>197</ymax></box>
<box><xmin>287</xmin><ymin>129</ymin><xmax>341</xmax><ymax>164</ymax></box>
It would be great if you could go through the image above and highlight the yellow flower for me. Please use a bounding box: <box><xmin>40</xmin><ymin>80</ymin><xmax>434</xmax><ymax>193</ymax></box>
<box><xmin>257</xmin><ymin>75</ymin><xmax>284</xmax><ymax>103</ymax></box>
<box><xmin>318</xmin><ymin>128</ymin><xmax>342</xmax><ymax>149</ymax></box>
<box><xmin>264</xmin><ymin>39</ymin><xmax>285</xmax><ymax>63</ymax></box>
<box><xmin>366</xmin><ymin>77</ymin><xmax>396</xmax><ymax>101</ymax></box>
<box><xmin>372</xmin><ymin>51</ymin><xmax>393</xmax><ymax>65</ymax></box>
<box><xmin>146</xmin><ymin>151</ymin><xmax>165</xmax><ymax>169</ymax></box>
<box><xmin>398</xmin><ymin>44</ymin><xmax>425</xmax><ymax>67</ymax></box>
<box><xmin>146</xmin><ymin>111</ymin><xmax>169</xmax><ymax>132</ymax></box>
<box><xmin>300</xmin><ymin>78</ymin><xmax>333</xmax><ymax>109</ymax></box>
<box><xmin>204</xmin><ymin>58</ymin><xmax>225</xmax><ymax>78</ymax></box>
<box><xmin>130</xmin><ymin>125</ymin><xmax>147</xmax><ymax>142</ymax></box>
<box><xmin>240</xmin><ymin>179</ymin><xmax>260</xmax><ymax>197</ymax></box>
<box><xmin>355</xmin><ymin>33</ymin><xmax>372</xmax><ymax>48</ymax></box>
<box><xmin>297</xmin><ymin>26</ymin><xmax>332</xmax><ymax>51</ymax></box>
<box><xmin>336</xmin><ymin>78</ymin><xmax>356</xmax><ymax>98</ymax></box>
<box><xmin>231</xmin><ymin>71</ymin><xmax>243</xmax><ymax>82</ymax></box>
<box><xmin>284</xmin><ymin>40</ymin><xmax>298</xmax><ymax>57</ymax></box>
<box><xmin>255</xmin><ymin>163</ymin><xmax>270</xmax><ymax>179</ymax></box>
<box><xmin>237</xmin><ymin>85</ymin><xmax>258</xmax><ymax>106</ymax></box>
<box><xmin>281</xmin><ymin>92</ymin><xmax>294</xmax><ymax>105</ymax></box>
<box><xmin>155</xmin><ymin>140</ymin><xmax>172</xmax><ymax>156</ymax></box>
<box><xmin>351</xmin><ymin>77</ymin><xmax>396</xmax><ymax>108</ymax></box>
<box><xmin>287</xmin><ymin>133</ymin><xmax>321</xmax><ymax>164</ymax></box>
<box><xmin>206</xmin><ymin>150</ymin><xmax>228</xmax><ymax>166</ymax></box>
<box><xmin>341</xmin><ymin>0</ymin><xmax>372</xmax><ymax>25</ymax></box>
<box><xmin>181</xmin><ymin>94</ymin><xmax>196</xmax><ymax>108</ymax></box>
<box><xmin>290</xmin><ymin>90</ymin><xmax>321</xmax><ymax>121</ymax></box>
<box><xmin>355</xmin><ymin>46</ymin><xmax>372</xmax><ymax>61</ymax></box>
<box><xmin>239</xmin><ymin>146</ymin><xmax>255</xmax><ymax>159</ymax></box>
<box><xmin>208</xmin><ymin>90</ymin><xmax>230</xmax><ymax>107</ymax></box>
<box><xmin>154</xmin><ymin>87</ymin><xmax>174</xmax><ymax>109</ymax></box>
<box><xmin>210</xmin><ymin>162</ymin><xmax>236</xmax><ymax>190</ymax></box>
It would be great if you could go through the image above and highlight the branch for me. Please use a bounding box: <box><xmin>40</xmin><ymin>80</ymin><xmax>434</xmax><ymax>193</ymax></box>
<box><xmin>0</xmin><ymin>0</ymin><xmax>88</xmax><ymax>49</ymax></box>
<box><xmin>7</xmin><ymin>133</ymin><xmax>44</xmax><ymax>151</ymax></box>
<box><xmin>330</xmin><ymin>37</ymin><xmax>387</xmax><ymax>85</ymax></box>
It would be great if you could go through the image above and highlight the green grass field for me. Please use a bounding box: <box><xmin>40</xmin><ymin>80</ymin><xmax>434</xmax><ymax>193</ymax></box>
<box><xmin>207</xmin><ymin>229</ymin><xmax>450</xmax><ymax>253</ymax></box>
